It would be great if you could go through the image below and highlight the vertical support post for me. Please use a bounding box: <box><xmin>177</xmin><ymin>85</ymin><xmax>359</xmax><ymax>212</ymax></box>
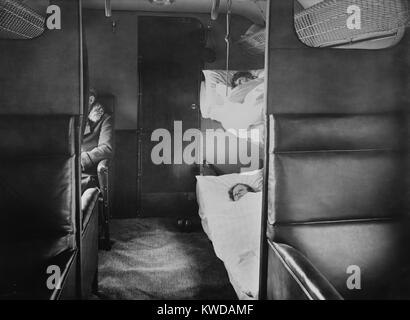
<box><xmin>75</xmin><ymin>0</ymin><xmax>84</xmax><ymax>299</ymax></box>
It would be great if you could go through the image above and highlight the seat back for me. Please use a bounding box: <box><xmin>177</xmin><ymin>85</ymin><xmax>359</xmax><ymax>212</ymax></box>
<box><xmin>268</xmin><ymin>115</ymin><xmax>410</xmax><ymax>299</ymax></box>
<box><xmin>97</xmin><ymin>93</ymin><xmax>116</xmax><ymax>170</ymax></box>
<box><xmin>0</xmin><ymin>115</ymin><xmax>77</xmax><ymax>293</ymax></box>
<box><xmin>98</xmin><ymin>94</ymin><xmax>115</xmax><ymax>116</ymax></box>
<box><xmin>265</xmin><ymin>1</ymin><xmax>410</xmax><ymax>299</ymax></box>
<box><xmin>92</xmin><ymin>94</ymin><xmax>116</xmax><ymax>248</ymax></box>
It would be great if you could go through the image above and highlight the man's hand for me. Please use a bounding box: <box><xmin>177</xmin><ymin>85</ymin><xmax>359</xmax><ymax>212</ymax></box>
<box><xmin>81</xmin><ymin>152</ymin><xmax>92</xmax><ymax>172</ymax></box>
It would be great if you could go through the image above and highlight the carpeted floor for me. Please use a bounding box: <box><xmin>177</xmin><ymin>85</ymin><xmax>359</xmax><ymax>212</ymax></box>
<box><xmin>96</xmin><ymin>218</ymin><xmax>237</xmax><ymax>300</ymax></box>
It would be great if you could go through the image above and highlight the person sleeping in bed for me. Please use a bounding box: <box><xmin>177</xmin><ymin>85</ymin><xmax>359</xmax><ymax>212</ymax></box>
<box><xmin>227</xmin><ymin>72</ymin><xmax>265</xmax><ymax>106</ymax></box>
<box><xmin>231</xmin><ymin>71</ymin><xmax>256</xmax><ymax>88</ymax></box>
<box><xmin>229</xmin><ymin>182</ymin><xmax>263</xmax><ymax>201</ymax></box>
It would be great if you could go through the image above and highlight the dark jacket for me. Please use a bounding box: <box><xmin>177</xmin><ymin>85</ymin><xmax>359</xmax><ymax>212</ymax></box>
<box><xmin>81</xmin><ymin>113</ymin><xmax>113</xmax><ymax>172</ymax></box>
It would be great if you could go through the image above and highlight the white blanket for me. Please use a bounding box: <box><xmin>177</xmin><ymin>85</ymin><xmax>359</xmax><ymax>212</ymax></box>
<box><xmin>196</xmin><ymin>171</ymin><xmax>262</xmax><ymax>299</ymax></box>
<box><xmin>207</xmin><ymin>79</ymin><xmax>265</xmax><ymax>133</ymax></box>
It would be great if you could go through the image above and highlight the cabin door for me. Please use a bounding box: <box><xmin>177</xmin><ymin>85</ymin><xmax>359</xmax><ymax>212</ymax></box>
<box><xmin>137</xmin><ymin>17</ymin><xmax>204</xmax><ymax>217</ymax></box>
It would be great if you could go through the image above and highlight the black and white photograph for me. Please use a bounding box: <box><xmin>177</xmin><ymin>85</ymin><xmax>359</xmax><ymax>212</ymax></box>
<box><xmin>1</xmin><ymin>0</ymin><xmax>410</xmax><ymax>311</ymax></box>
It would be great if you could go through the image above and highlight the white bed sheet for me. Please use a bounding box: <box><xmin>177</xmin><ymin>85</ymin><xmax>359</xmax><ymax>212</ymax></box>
<box><xmin>200</xmin><ymin>79</ymin><xmax>265</xmax><ymax>133</ymax></box>
<box><xmin>196</xmin><ymin>173</ymin><xmax>262</xmax><ymax>299</ymax></box>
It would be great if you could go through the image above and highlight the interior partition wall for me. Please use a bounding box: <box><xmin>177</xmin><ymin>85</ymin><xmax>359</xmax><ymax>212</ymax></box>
<box><xmin>0</xmin><ymin>0</ymin><xmax>86</xmax><ymax>298</ymax></box>
<box><xmin>260</xmin><ymin>0</ymin><xmax>410</xmax><ymax>299</ymax></box>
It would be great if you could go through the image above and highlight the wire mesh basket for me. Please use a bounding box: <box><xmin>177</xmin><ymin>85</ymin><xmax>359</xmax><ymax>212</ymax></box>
<box><xmin>0</xmin><ymin>0</ymin><xmax>46</xmax><ymax>39</ymax></box>
<box><xmin>237</xmin><ymin>24</ymin><xmax>266</xmax><ymax>56</ymax></box>
<box><xmin>295</xmin><ymin>0</ymin><xmax>410</xmax><ymax>47</ymax></box>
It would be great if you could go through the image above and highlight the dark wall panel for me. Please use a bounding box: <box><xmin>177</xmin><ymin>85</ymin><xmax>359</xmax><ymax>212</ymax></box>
<box><xmin>112</xmin><ymin>130</ymin><xmax>138</xmax><ymax>218</ymax></box>
<box><xmin>268</xmin><ymin>49</ymin><xmax>406</xmax><ymax>114</ymax></box>
<box><xmin>0</xmin><ymin>0</ymin><xmax>81</xmax><ymax>115</ymax></box>
<box><xmin>83</xmin><ymin>10</ymin><xmax>139</xmax><ymax>130</ymax></box>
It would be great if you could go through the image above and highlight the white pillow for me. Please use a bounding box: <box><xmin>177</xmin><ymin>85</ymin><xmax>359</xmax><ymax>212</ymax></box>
<box><xmin>196</xmin><ymin>169</ymin><xmax>262</xmax><ymax>216</ymax></box>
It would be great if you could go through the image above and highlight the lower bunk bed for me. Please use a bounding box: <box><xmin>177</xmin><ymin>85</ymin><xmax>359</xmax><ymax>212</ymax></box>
<box><xmin>196</xmin><ymin>168</ymin><xmax>262</xmax><ymax>299</ymax></box>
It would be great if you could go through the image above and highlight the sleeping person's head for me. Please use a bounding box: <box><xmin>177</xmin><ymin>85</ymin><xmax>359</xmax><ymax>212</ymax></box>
<box><xmin>229</xmin><ymin>183</ymin><xmax>254</xmax><ymax>201</ymax></box>
<box><xmin>231</xmin><ymin>71</ymin><xmax>255</xmax><ymax>88</ymax></box>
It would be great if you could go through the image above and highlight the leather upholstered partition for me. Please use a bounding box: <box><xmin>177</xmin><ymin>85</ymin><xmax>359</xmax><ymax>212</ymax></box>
<box><xmin>0</xmin><ymin>0</ymin><xmax>90</xmax><ymax>299</ymax></box>
<box><xmin>0</xmin><ymin>116</ymin><xmax>77</xmax><ymax>295</ymax></box>
<box><xmin>263</xmin><ymin>1</ymin><xmax>410</xmax><ymax>300</ymax></box>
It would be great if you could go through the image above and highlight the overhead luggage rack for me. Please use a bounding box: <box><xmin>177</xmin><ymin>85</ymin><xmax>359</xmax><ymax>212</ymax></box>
<box><xmin>237</xmin><ymin>24</ymin><xmax>266</xmax><ymax>56</ymax></box>
<box><xmin>0</xmin><ymin>0</ymin><xmax>46</xmax><ymax>39</ymax></box>
<box><xmin>294</xmin><ymin>0</ymin><xmax>410</xmax><ymax>48</ymax></box>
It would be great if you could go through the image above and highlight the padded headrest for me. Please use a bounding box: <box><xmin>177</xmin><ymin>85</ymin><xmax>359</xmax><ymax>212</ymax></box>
<box><xmin>98</xmin><ymin>94</ymin><xmax>115</xmax><ymax>115</ymax></box>
<box><xmin>270</xmin><ymin>151</ymin><xmax>405</xmax><ymax>224</ymax></box>
<box><xmin>0</xmin><ymin>116</ymin><xmax>74</xmax><ymax>157</ymax></box>
<box><xmin>274</xmin><ymin>114</ymin><xmax>405</xmax><ymax>152</ymax></box>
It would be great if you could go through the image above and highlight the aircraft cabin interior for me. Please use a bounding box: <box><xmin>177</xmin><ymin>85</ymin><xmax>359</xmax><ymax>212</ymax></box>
<box><xmin>0</xmin><ymin>0</ymin><xmax>410</xmax><ymax>302</ymax></box>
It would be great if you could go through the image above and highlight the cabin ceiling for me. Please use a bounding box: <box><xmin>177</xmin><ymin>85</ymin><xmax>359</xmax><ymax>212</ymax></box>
<box><xmin>82</xmin><ymin>0</ymin><xmax>267</xmax><ymax>25</ymax></box>
<box><xmin>297</xmin><ymin>0</ymin><xmax>323</xmax><ymax>9</ymax></box>
<box><xmin>19</xmin><ymin>0</ymin><xmax>49</xmax><ymax>14</ymax></box>
<box><xmin>15</xmin><ymin>0</ymin><xmax>321</xmax><ymax>24</ymax></box>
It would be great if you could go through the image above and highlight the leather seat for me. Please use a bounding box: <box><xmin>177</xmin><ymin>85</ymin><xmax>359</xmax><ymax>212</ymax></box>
<box><xmin>90</xmin><ymin>93</ymin><xmax>115</xmax><ymax>250</ymax></box>
<box><xmin>266</xmin><ymin>114</ymin><xmax>410</xmax><ymax>300</ymax></box>
<box><xmin>80</xmin><ymin>187</ymin><xmax>100</xmax><ymax>298</ymax></box>
<box><xmin>0</xmin><ymin>115</ymin><xmax>77</xmax><ymax>297</ymax></box>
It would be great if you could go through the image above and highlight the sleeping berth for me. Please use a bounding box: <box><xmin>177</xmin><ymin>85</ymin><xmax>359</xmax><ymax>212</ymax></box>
<box><xmin>200</xmin><ymin>69</ymin><xmax>265</xmax><ymax>138</ymax></box>
<box><xmin>196</xmin><ymin>169</ymin><xmax>262</xmax><ymax>299</ymax></box>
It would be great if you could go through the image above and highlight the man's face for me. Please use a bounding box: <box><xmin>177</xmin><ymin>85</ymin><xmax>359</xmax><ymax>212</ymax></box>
<box><xmin>234</xmin><ymin>76</ymin><xmax>252</xmax><ymax>87</ymax></box>
<box><xmin>89</xmin><ymin>94</ymin><xmax>96</xmax><ymax>107</ymax></box>
<box><xmin>231</xmin><ymin>184</ymin><xmax>249</xmax><ymax>201</ymax></box>
<box><xmin>88</xmin><ymin>104</ymin><xmax>104</xmax><ymax>123</ymax></box>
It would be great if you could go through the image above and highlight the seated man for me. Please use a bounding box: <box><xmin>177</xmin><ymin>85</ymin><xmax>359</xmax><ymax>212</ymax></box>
<box><xmin>81</xmin><ymin>89</ymin><xmax>113</xmax><ymax>192</ymax></box>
